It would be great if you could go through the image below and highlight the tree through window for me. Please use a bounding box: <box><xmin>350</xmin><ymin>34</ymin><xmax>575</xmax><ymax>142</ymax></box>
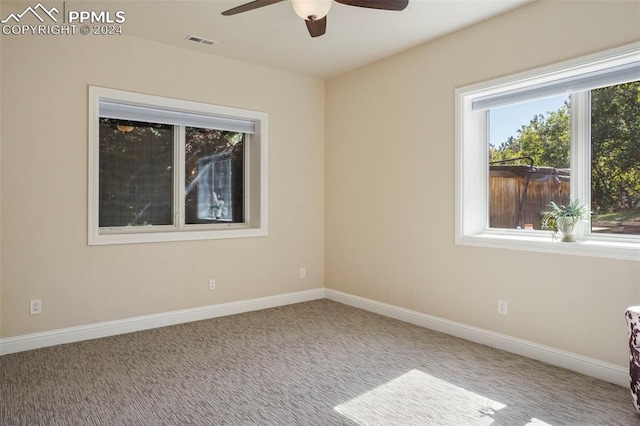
<box><xmin>488</xmin><ymin>81</ymin><xmax>640</xmax><ymax>235</ymax></box>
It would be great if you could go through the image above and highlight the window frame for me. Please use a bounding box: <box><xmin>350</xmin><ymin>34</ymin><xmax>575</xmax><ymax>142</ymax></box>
<box><xmin>88</xmin><ymin>86</ymin><xmax>268</xmax><ymax>245</ymax></box>
<box><xmin>455</xmin><ymin>43</ymin><xmax>640</xmax><ymax>261</ymax></box>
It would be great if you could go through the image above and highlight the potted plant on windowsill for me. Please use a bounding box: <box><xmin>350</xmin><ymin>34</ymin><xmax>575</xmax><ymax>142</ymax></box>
<box><xmin>541</xmin><ymin>199</ymin><xmax>590</xmax><ymax>242</ymax></box>
<box><xmin>208</xmin><ymin>191</ymin><xmax>228</xmax><ymax>220</ymax></box>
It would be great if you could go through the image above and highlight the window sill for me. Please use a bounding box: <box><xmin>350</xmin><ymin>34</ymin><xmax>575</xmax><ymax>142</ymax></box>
<box><xmin>89</xmin><ymin>227</ymin><xmax>268</xmax><ymax>246</ymax></box>
<box><xmin>456</xmin><ymin>232</ymin><xmax>640</xmax><ymax>261</ymax></box>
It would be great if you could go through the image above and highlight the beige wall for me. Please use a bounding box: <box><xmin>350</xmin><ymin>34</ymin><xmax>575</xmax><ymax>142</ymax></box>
<box><xmin>325</xmin><ymin>0</ymin><xmax>640</xmax><ymax>367</ymax></box>
<box><xmin>1</xmin><ymin>33</ymin><xmax>325</xmax><ymax>337</ymax></box>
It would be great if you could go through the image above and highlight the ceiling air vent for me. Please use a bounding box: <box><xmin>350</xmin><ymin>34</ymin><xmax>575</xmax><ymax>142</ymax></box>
<box><xmin>185</xmin><ymin>35</ymin><xmax>217</xmax><ymax>46</ymax></box>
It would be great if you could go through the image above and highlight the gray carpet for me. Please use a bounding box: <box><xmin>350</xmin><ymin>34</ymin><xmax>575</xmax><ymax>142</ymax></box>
<box><xmin>0</xmin><ymin>299</ymin><xmax>637</xmax><ymax>425</ymax></box>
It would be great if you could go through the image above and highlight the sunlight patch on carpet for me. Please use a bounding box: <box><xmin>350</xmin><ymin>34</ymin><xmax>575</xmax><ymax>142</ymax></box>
<box><xmin>334</xmin><ymin>369</ymin><xmax>506</xmax><ymax>426</ymax></box>
<box><xmin>526</xmin><ymin>418</ymin><xmax>554</xmax><ymax>426</ymax></box>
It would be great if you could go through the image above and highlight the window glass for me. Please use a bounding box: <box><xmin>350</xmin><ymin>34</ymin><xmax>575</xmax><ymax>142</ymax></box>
<box><xmin>184</xmin><ymin>128</ymin><xmax>245</xmax><ymax>225</ymax></box>
<box><xmin>99</xmin><ymin>118</ymin><xmax>174</xmax><ymax>227</ymax></box>
<box><xmin>488</xmin><ymin>95</ymin><xmax>570</xmax><ymax>229</ymax></box>
<box><xmin>590</xmin><ymin>81</ymin><xmax>640</xmax><ymax>236</ymax></box>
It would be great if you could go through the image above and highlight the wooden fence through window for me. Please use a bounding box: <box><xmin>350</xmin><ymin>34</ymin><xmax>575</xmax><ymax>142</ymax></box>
<box><xmin>489</xmin><ymin>165</ymin><xmax>570</xmax><ymax>229</ymax></box>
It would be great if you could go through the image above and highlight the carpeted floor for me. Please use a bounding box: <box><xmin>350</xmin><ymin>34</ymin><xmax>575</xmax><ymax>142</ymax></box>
<box><xmin>1</xmin><ymin>299</ymin><xmax>637</xmax><ymax>425</ymax></box>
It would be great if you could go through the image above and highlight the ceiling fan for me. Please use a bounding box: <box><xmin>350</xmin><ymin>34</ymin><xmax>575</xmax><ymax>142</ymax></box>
<box><xmin>221</xmin><ymin>0</ymin><xmax>408</xmax><ymax>38</ymax></box>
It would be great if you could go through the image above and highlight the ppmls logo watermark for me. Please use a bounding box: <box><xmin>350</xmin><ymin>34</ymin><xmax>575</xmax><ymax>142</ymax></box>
<box><xmin>2</xmin><ymin>2</ymin><xmax>126</xmax><ymax>36</ymax></box>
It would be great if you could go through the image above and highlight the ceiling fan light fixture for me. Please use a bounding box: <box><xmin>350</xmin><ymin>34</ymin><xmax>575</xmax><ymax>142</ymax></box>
<box><xmin>291</xmin><ymin>0</ymin><xmax>332</xmax><ymax>21</ymax></box>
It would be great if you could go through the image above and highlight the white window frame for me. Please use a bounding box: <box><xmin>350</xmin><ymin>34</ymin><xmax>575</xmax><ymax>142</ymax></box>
<box><xmin>88</xmin><ymin>86</ymin><xmax>268</xmax><ymax>245</ymax></box>
<box><xmin>455</xmin><ymin>43</ymin><xmax>640</xmax><ymax>261</ymax></box>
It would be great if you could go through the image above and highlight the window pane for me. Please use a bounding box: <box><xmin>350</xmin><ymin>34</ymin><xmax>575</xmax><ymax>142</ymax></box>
<box><xmin>99</xmin><ymin>119</ymin><xmax>174</xmax><ymax>227</ymax></box>
<box><xmin>488</xmin><ymin>95</ymin><xmax>570</xmax><ymax>229</ymax></box>
<box><xmin>184</xmin><ymin>128</ymin><xmax>244</xmax><ymax>225</ymax></box>
<box><xmin>591</xmin><ymin>81</ymin><xmax>640</xmax><ymax>236</ymax></box>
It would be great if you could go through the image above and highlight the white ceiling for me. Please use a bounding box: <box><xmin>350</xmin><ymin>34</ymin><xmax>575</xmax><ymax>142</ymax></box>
<box><xmin>8</xmin><ymin>0</ymin><xmax>532</xmax><ymax>79</ymax></box>
<box><xmin>117</xmin><ymin>0</ymin><xmax>533</xmax><ymax>79</ymax></box>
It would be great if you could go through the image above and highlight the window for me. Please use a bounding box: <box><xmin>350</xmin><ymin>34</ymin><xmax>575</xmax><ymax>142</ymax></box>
<box><xmin>488</xmin><ymin>94</ymin><xmax>571</xmax><ymax>230</ymax></box>
<box><xmin>455</xmin><ymin>43</ymin><xmax>640</xmax><ymax>260</ymax></box>
<box><xmin>88</xmin><ymin>87</ymin><xmax>268</xmax><ymax>245</ymax></box>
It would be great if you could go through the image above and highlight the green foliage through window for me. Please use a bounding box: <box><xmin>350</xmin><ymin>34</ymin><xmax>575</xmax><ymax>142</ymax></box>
<box><xmin>489</xmin><ymin>81</ymin><xmax>640</xmax><ymax>224</ymax></box>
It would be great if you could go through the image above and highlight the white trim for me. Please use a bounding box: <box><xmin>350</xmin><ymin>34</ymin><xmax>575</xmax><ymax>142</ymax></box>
<box><xmin>176</xmin><ymin>125</ymin><xmax>186</xmax><ymax>228</ymax></box>
<box><xmin>570</xmin><ymin>90</ymin><xmax>590</xmax><ymax>241</ymax></box>
<box><xmin>0</xmin><ymin>288</ymin><xmax>324</xmax><ymax>356</ymax></box>
<box><xmin>456</xmin><ymin>232</ymin><xmax>640</xmax><ymax>261</ymax></box>
<box><xmin>325</xmin><ymin>289</ymin><xmax>628</xmax><ymax>387</ymax></box>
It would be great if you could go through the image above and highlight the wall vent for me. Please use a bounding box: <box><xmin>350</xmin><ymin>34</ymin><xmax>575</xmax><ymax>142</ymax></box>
<box><xmin>186</xmin><ymin>35</ymin><xmax>217</xmax><ymax>46</ymax></box>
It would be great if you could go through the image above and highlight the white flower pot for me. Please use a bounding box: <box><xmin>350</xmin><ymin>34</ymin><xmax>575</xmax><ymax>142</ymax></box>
<box><xmin>557</xmin><ymin>217</ymin><xmax>577</xmax><ymax>242</ymax></box>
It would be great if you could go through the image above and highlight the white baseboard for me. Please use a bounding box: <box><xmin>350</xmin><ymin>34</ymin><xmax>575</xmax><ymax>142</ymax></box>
<box><xmin>1</xmin><ymin>286</ymin><xmax>628</xmax><ymax>388</ymax></box>
<box><xmin>0</xmin><ymin>288</ymin><xmax>325</xmax><ymax>356</ymax></box>
<box><xmin>325</xmin><ymin>289</ymin><xmax>628</xmax><ymax>388</ymax></box>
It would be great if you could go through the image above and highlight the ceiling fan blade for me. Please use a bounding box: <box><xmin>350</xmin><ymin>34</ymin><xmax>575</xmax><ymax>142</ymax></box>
<box><xmin>221</xmin><ymin>0</ymin><xmax>286</xmax><ymax>16</ymax></box>
<box><xmin>335</xmin><ymin>0</ymin><xmax>408</xmax><ymax>11</ymax></box>
<box><xmin>305</xmin><ymin>16</ymin><xmax>327</xmax><ymax>38</ymax></box>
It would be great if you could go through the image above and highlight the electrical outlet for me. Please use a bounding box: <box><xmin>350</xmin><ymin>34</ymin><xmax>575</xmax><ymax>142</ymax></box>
<box><xmin>30</xmin><ymin>299</ymin><xmax>42</xmax><ymax>315</ymax></box>
<box><xmin>498</xmin><ymin>300</ymin><xmax>508</xmax><ymax>315</ymax></box>
<box><xmin>299</xmin><ymin>268</ymin><xmax>306</xmax><ymax>279</ymax></box>
<box><xmin>208</xmin><ymin>279</ymin><xmax>216</xmax><ymax>291</ymax></box>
